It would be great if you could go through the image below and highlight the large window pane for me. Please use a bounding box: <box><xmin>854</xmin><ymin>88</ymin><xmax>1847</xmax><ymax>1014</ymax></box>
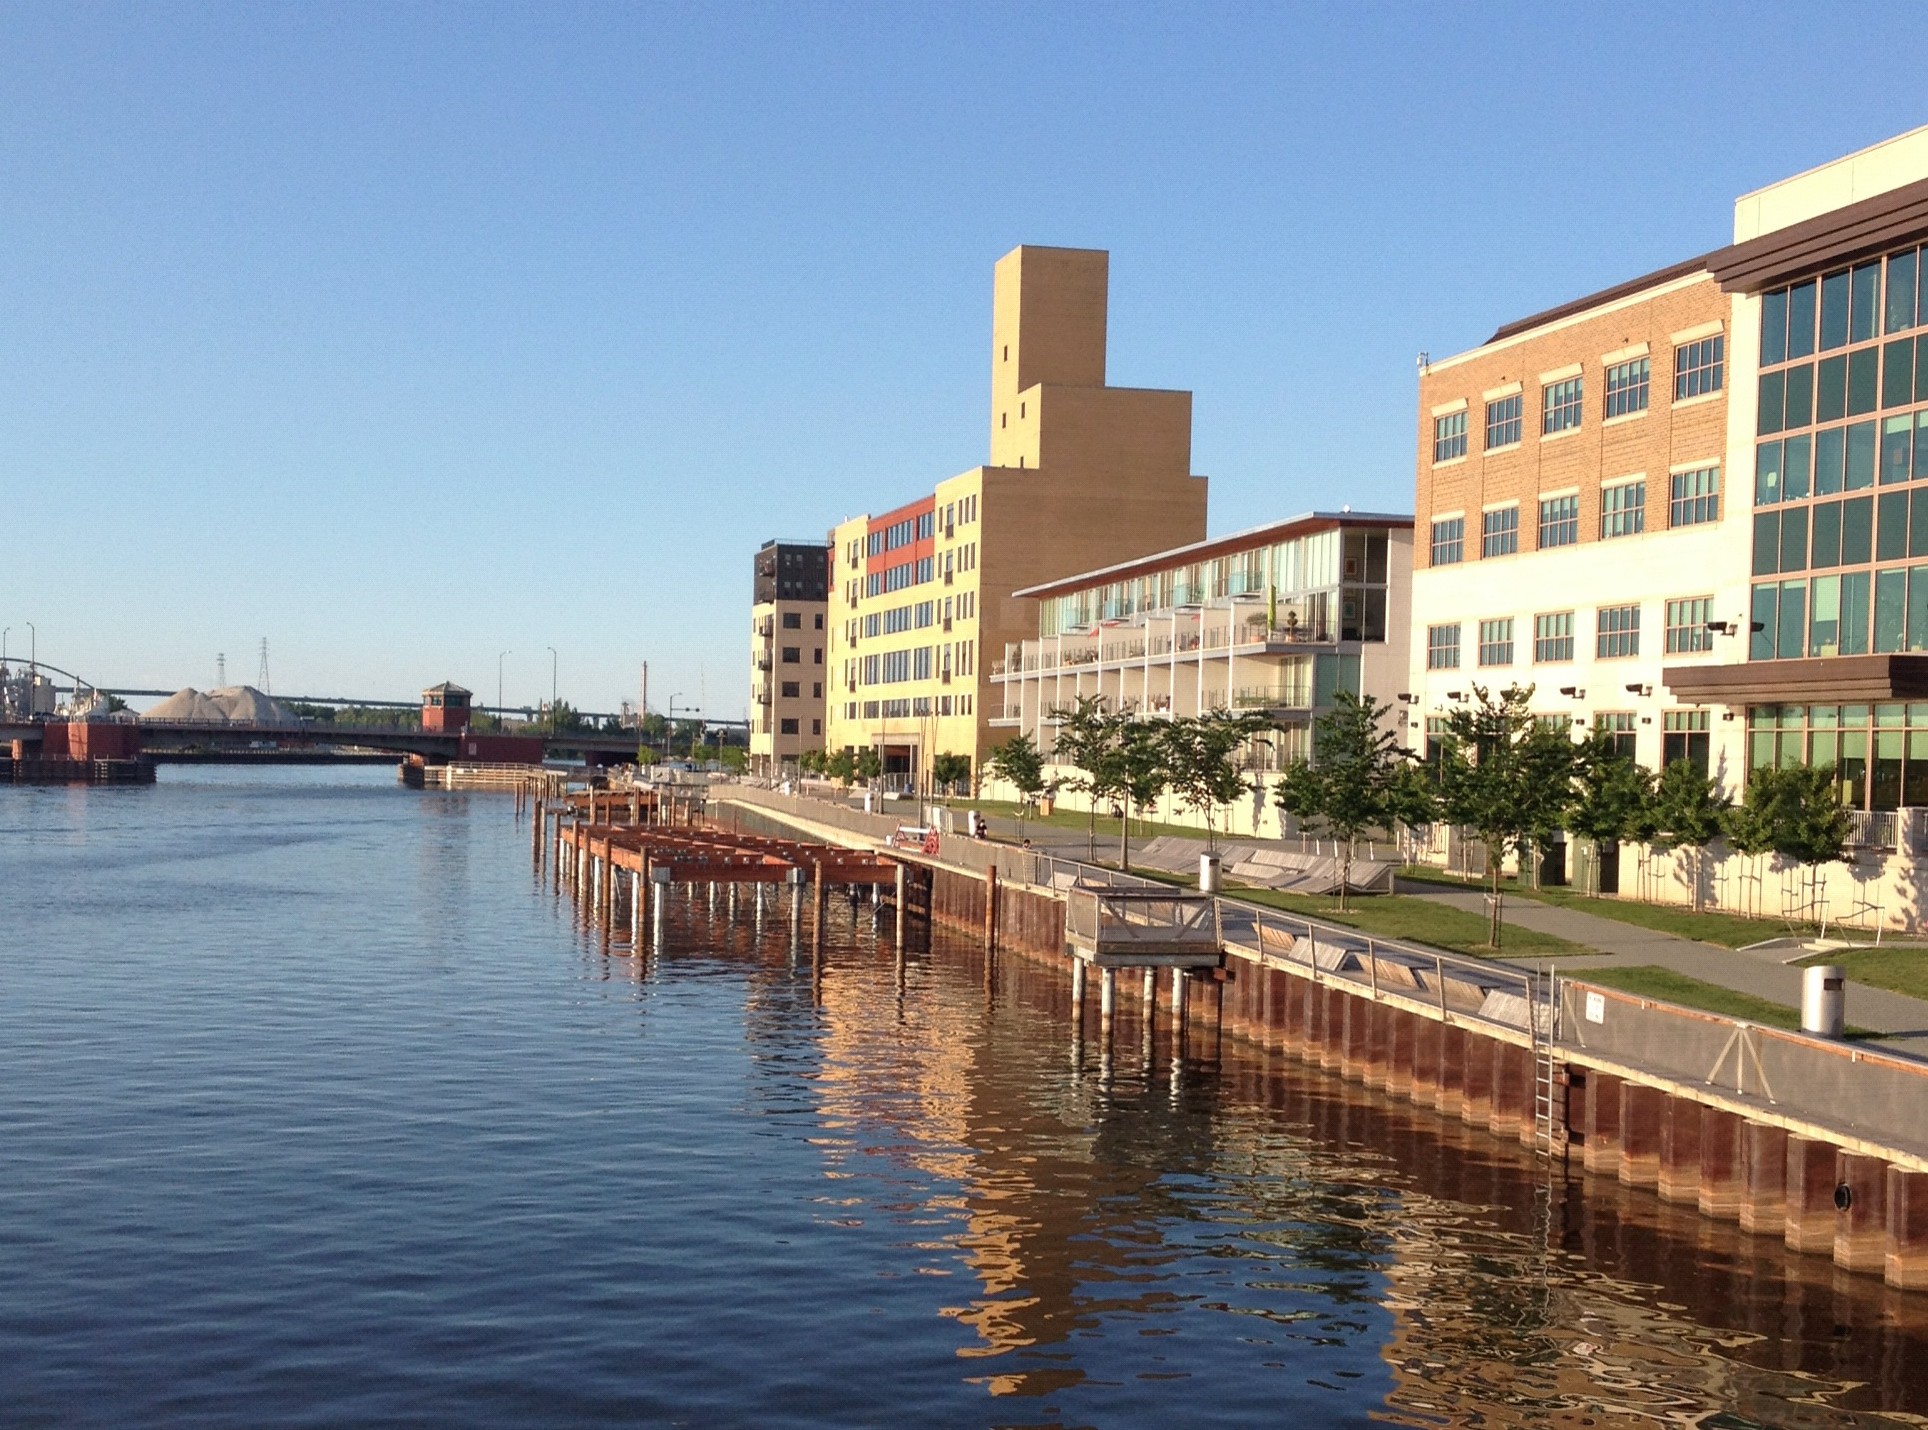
<box><xmin>1849</xmin><ymin>348</ymin><xmax>1880</xmax><ymax>414</ymax></box>
<box><xmin>1816</xmin><ymin>426</ymin><xmax>1846</xmax><ymax>493</ymax></box>
<box><xmin>1790</xmin><ymin>280</ymin><xmax>1818</xmax><ymax>359</ymax></box>
<box><xmin>1879</xmin><ymin>490</ymin><xmax>1909</xmax><ymax>560</ymax></box>
<box><xmin>1816</xmin><ymin>354</ymin><xmax>1848</xmax><ymax>422</ymax></box>
<box><xmin>1810</xmin><ymin>501</ymin><xmax>1841</xmax><ymax>568</ymax></box>
<box><xmin>1762</xmin><ymin>287</ymin><xmax>1789</xmax><ymax>366</ymax></box>
<box><xmin>1843</xmin><ymin>496</ymin><xmax>1874</xmax><ymax>564</ymax></box>
<box><xmin>1884</xmin><ymin>415</ymin><xmax>1915</xmax><ymax>484</ymax></box>
<box><xmin>1852</xmin><ymin>261</ymin><xmax>1882</xmax><ymax>343</ymax></box>
<box><xmin>1911</xmin><ymin>567</ymin><xmax>1928</xmax><ymax>651</ymax></box>
<box><xmin>1754</xmin><ymin>511</ymin><xmax>1781</xmax><ymax>575</ymax></box>
<box><xmin>1876</xmin><ymin>568</ymin><xmax>1907</xmax><ymax>651</ymax></box>
<box><xmin>1847</xmin><ymin>422</ymin><xmax>1877</xmax><ymax>489</ymax></box>
<box><xmin>1757</xmin><ymin>371</ymin><xmax>1785</xmax><ymax>435</ymax></box>
<box><xmin>1779</xmin><ymin>581</ymin><xmax>1807</xmax><ymax>660</ymax></box>
<box><xmin>1843</xmin><ymin>570</ymin><xmax>1872</xmax><ymax>655</ymax></box>
<box><xmin>1781</xmin><ymin>506</ymin><xmax>1809</xmax><ymax>571</ymax></box>
<box><xmin>1918</xmin><ymin>334</ymin><xmax>1928</xmax><ymax>402</ymax></box>
<box><xmin>1914</xmin><ymin>490</ymin><xmax>1928</xmax><ymax>557</ymax></box>
<box><xmin>1840</xmin><ymin>730</ymin><xmax>1868</xmax><ymax>807</ymax></box>
<box><xmin>1784</xmin><ymin>363</ymin><xmax>1814</xmax><ymax>427</ymax></box>
<box><xmin>1821</xmin><ymin>270</ymin><xmax>1851</xmax><ymax>349</ymax></box>
<box><xmin>1752</xmin><ymin>583</ymin><xmax>1779</xmax><ymax>660</ymax></box>
<box><xmin>1783</xmin><ymin>433</ymin><xmax>1812</xmax><ymax>500</ymax></box>
<box><xmin>1904</xmin><ymin>730</ymin><xmax>1928</xmax><ymax>805</ymax></box>
<box><xmin>1810</xmin><ymin>573</ymin><xmax>1841</xmax><ymax>656</ymax></box>
<box><xmin>1886</xmin><ymin>338</ymin><xmax>1917</xmax><ymax>407</ymax></box>
<box><xmin>1755</xmin><ymin>439</ymin><xmax>1783</xmax><ymax>504</ymax></box>
<box><xmin>1890</xmin><ymin>250</ymin><xmax>1919</xmax><ymax>333</ymax></box>
<box><xmin>1874</xmin><ymin>729</ymin><xmax>1904</xmax><ymax>810</ymax></box>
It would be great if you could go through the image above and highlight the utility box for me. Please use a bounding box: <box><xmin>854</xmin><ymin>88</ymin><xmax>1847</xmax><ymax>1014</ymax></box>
<box><xmin>1801</xmin><ymin>964</ymin><xmax>1847</xmax><ymax>1038</ymax></box>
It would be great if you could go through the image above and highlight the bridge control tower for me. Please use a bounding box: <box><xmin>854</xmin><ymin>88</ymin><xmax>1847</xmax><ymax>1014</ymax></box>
<box><xmin>421</xmin><ymin>682</ymin><xmax>474</xmax><ymax>733</ymax></box>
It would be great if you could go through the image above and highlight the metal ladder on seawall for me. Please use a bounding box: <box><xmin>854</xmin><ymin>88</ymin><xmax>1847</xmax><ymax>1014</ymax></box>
<box><xmin>1531</xmin><ymin>968</ymin><xmax>1565</xmax><ymax>1159</ymax></box>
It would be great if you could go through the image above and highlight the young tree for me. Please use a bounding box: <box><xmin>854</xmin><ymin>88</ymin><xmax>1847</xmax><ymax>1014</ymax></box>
<box><xmin>1113</xmin><ymin>721</ymin><xmax>1168</xmax><ymax>872</ymax></box>
<box><xmin>1270</xmin><ymin>690</ymin><xmax>1407</xmax><ymax>910</ymax></box>
<box><xmin>1160</xmin><ymin>710</ymin><xmax>1270</xmax><ymax>855</ymax></box>
<box><xmin>798</xmin><ymin>748</ymin><xmax>826</xmax><ymax>777</ymax></box>
<box><xmin>985</xmin><ymin>733</ymin><xmax>1047</xmax><ymax>837</ymax></box>
<box><xmin>1049</xmin><ymin>695</ymin><xmax>1125</xmax><ymax>861</ymax></box>
<box><xmin>854</xmin><ymin>746</ymin><xmax>883</xmax><ymax>793</ymax></box>
<box><xmin>1564</xmin><ymin>729</ymin><xmax>1657</xmax><ymax>894</ymax></box>
<box><xmin>1648</xmin><ymin>758</ymin><xmax>1729</xmax><ymax>912</ymax></box>
<box><xmin>1438</xmin><ymin>685</ymin><xmax>1578</xmax><ymax>947</ymax></box>
<box><xmin>823</xmin><ymin>746</ymin><xmax>857</xmax><ymax>789</ymax></box>
<box><xmin>930</xmin><ymin>752</ymin><xmax>972</xmax><ymax>799</ymax></box>
<box><xmin>1385</xmin><ymin>759</ymin><xmax>1442</xmax><ymax>867</ymax></box>
<box><xmin>1727</xmin><ymin>762</ymin><xmax>1851</xmax><ymax>927</ymax></box>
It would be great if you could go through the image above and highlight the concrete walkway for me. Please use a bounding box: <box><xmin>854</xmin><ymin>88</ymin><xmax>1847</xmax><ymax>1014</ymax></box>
<box><xmin>1400</xmin><ymin>881</ymin><xmax>1928</xmax><ymax>1057</ymax></box>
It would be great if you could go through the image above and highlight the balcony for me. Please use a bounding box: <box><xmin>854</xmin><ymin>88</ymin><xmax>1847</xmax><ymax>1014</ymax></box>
<box><xmin>754</xmin><ymin>619</ymin><xmax>774</xmax><ymax>638</ymax></box>
<box><xmin>1230</xmin><ymin>683</ymin><xmax>1314</xmax><ymax>711</ymax></box>
<box><xmin>755</xmin><ymin>654</ymin><xmax>773</xmax><ymax>672</ymax></box>
<box><xmin>988</xmin><ymin>704</ymin><xmax>1024</xmax><ymax>726</ymax></box>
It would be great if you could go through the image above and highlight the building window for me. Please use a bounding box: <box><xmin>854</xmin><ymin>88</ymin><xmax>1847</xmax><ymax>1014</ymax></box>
<box><xmin>780</xmin><ymin>681</ymin><xmax>800</xmax><ymax>698</ymax></box>
<box><xmin>1538</xmin><ymin>494</ymin><xmax>1579</xmax><ymax>548</ymax></box>
<box><xmin>1533</xmin><ymin>611</ymin><xmax>1575</xmax><ymax>662</ymax></box>
<box><xmin>1601</xmin><ymin>481</ymin><xmax>1646</xmax><ymax>539</ymax></box>
<box><xmin>812</xmin><ymin>682</ymin><xmax>822</xmax><ymax>698</ymax></box>
<box><xmin>781</xmin><ymin>646</ymin><xmax>800</xmax><ymax>664</ymax></box>
<box><xmin>1596</xmin><ymin>604</ymin><xmax>1641</xmax><ymax>659</ymax></box>
<box><xmin>1669</xmin><ymin>466</ymin><xmax>1720</xmax><ymax>527</ymax></box>
<box><xmin>1593</xmin><ymin>710</ymin><xmax>1637</xmax><ymax>759</ymax></box>
<box><xmin>1543</xmin><ymin>376</ymin><xmax>1584</xmax><ymax>435</ymax></box>
<box><xmin>814</xmin><ymin>613</ymin><xmax>824</xmax><ymax>629</ymax></box>
<box><xmin>811</xmin><ymin>719</ymin><xmax>821</xmax><ymax>735</ymax></box>
<box><xmin>1604</xmin><ymin>357</ymin><xmax>1651</xmax><ymax>419</ymax></box>
<box><xmin>1663</xmin><ymin>710</ymin><xmax>1710</xmax><ymax>774</ymax></box>
<box><xmin>1477</xmin><ymin>618</ymin><xmax>1514</xmax><ymax>667</ymax></box>
<box><xmin>1675</xmin><ymin>336</ymin><xmax>1724</xmax><ymax>399</ymax></box>
<box><xmin>1480</xmin><ymin>506</ymin><xmax>1519</xmax><ymax>558</ymax></box>
<box><xmin>781</xmin><ymin>612</ymin><xmax>802</xmax><ymax>629</ymax></box>
<box><xmin>1664</xmin><ymin>597</ymin><xmax>1714</xmax><ymax>654</ymax></box>
<box><xmin>1426</xmin><ymin>624</ymin><xmax>1461</xmax><ymax>670</ymax></box>
<box><xmin>1485</xmin><ymin>393</ymin><xmax>1522</xmax><ymax>450</ymax></box>
<box><xmin>779</xmin><ymin>718</ymin><xmax>799</xmax><ymax>735</ymax></box>
<box><xmin>1430</xmin><ymin>517</ymin><xmax>1465</xmax><ymax>566</ymax></box>
<box><xmin>1433</xmin><ymin>410</ymin><xmax>1468</xmax><ymax>462</ymax></box>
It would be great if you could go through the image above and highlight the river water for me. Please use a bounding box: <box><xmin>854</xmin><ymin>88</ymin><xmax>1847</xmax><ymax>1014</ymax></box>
<box><xmin>4</xmin><ymin>765</ymin><xmax>1927</xmax><ymax>1428</ymax></box>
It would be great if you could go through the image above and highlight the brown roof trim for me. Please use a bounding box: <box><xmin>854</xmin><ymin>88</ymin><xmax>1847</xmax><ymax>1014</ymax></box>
<box><xmin>1013</xmin><ymin>510</ymin><xmax>1413</xmax><ymax>601</ymax></box>
<box><xmin>1663</xmin><ymin>654</ymin><xmax>1928</xmax><ymax>704</ymax></box>
<box><xmin>1707</xmin><ymin>176</ymin><xmax>1928</xmax><ymax>293</ymax></box>
<box><xmin>1486</xmin><ymin>254</ymin><xmax>1716</xmax><ymax>344</ymax></box>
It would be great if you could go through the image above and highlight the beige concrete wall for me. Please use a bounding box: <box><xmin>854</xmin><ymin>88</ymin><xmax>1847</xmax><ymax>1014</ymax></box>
<box><xmin>751</xmin><ymin>596</ymin><xmax>828</xmax><ymax>770</ymax></box>
<box><xmin>1735</xmin><ymin>123</ymin><xmax>1928</xmax><ymax>241</ymax></box>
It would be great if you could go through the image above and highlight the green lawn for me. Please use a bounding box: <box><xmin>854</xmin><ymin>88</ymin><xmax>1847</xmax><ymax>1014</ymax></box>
<box><xmin>1569</xmin><ymin>964</ymin><xmax>1878</xmax><ymax>1038</ymax></box>
<box><xmin>1396</xmin><ymin>865</ymin><xmax>1798</xmax><ymax>950</ymax></box>
<box><xmin>1795</xmin><ymin>947</ymin><xmax>1928</xmax><ymax>1002</ymax></box>
<box><xmin>1226</xmin><ymin>886</ymin><xmax>1594</xmax><ymax>962</ymax></box>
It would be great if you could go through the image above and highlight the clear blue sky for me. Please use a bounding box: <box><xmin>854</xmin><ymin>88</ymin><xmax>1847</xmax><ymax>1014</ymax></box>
<box><xmin>7</xmin><ymin>3</ymin><xmax>1927</xmax><ymax>718</ymax></box>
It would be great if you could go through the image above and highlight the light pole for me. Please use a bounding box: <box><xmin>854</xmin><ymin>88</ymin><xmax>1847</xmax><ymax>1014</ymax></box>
<box><xmin>667</xmin><ymin>695</ymin><xmax>685</xmax><ymax>760</ymax></box>
<box><xmin>497</xmin><ymin>650</ymin><xmax>511</xmax><ymax>727</ymax></box>
<box><xmin>546</xmin><ymin>646</ymin><xmax>558</xmax><ymax>729</ymax></box>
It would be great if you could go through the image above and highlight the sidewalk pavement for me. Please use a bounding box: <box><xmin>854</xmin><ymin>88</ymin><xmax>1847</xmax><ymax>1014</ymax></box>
<box><xmin>1400</xmin><ymin>882</ymin><xmax>1928</xmax><ymax>1058</ymax></box>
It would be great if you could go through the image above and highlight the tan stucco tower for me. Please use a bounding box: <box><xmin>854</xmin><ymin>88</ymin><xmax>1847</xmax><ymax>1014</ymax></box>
<box><xmin>824</xmin><ymin>245</ymin><xmax>1209</xmax><ymax>793</ymax></box>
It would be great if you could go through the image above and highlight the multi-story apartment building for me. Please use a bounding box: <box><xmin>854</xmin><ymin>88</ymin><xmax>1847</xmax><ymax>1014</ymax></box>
<box><xmin>1670</xmin><ymin>127</ymin><xmax>1928</xmax><ymax>815</ymax></box>
<box><xmin>992</xmin><ymin>511</ymin><xmax>1412</xmax><ymax>777</ymax></box>
<box><xmin>824</xmin><ymin>245</ymin><xmax>1209</xmax><ymax>792</ymax></box>
<box><xmin>1417</xmin><ymin>122</ymin><xmax>1928</xmax><ymax>830</ymax></box>
<box><xmin>1410</xmin><ymin>254</ymin><xmax>1743</xmax><ymax>784</ymax></box>
<box><xmin>749</xmin><ymin>538</ymin><xmax>830</xmax><ymax>778</ymax></box>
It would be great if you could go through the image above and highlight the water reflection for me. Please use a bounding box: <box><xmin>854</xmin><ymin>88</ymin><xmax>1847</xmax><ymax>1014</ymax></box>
<box><xmin>606</xmin><ymin>882</ymin><xmax>1928</xmax><ymax>1427</ymax></box>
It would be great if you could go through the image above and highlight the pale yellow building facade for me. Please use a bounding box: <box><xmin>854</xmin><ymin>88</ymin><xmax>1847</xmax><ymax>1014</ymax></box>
<box><xmin>824</xmin><ymin>245</ymin><xmax>1209</xmax><ymax>791</ymax></box>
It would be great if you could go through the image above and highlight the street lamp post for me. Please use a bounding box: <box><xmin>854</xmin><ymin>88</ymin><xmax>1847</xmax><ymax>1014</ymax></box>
<box><xmin>497</xmin><ymin>650</ymin><xmax>511</xmax><ymax>727</ymax></box>
<box><xmin>667</xmin><ymin>695</ymin><xmax>684</xmax><ymax>761</ymax></box>
<box><xmin>546</xmin><ymin>646</ymin><xmax>558</xmax><ymax>729</ymax></box>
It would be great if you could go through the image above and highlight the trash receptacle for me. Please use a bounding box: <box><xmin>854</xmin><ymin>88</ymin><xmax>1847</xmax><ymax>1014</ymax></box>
<box><xmin>1199</xmin><ymin>853</ymin><xmax>1222</xmax><ymax>894</ymax></box>
<box><xmin>1801</xmin><ymin>964</ymin><xmax>1846</xmax><ymax>1037</ymax></box>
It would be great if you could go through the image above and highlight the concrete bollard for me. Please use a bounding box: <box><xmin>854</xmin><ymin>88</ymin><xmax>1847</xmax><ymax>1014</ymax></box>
<box><xmin>1070</xmin><ymin>960</ymin><xmax>1086</xmax><ymax>1024</ymax></box>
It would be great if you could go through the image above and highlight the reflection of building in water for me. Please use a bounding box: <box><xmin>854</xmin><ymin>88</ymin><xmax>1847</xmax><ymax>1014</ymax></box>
<box><xmin>1207</xmin><ymin>1062</ymin><xmax>1928</xmax><ymax>1425</ymax></box>
<box><xmin>732</xmin><ymin>914</ymin><xmax>1928</xmax><ymax>1418</ymax></box>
